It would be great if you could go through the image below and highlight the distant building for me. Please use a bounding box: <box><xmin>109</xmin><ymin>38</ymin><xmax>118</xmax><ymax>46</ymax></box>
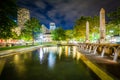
<box><xmin>50</xmin><ymin>22</ymin><xmax>56</xmax><ymax>31</ymax></box>
<box><xmin>40</xmin><ymin>23</ymin><xmax>56</xmax><ymax>42</ymax></box>
<box><xmin>17</xmin><ymin>8</ymin><xmax>30</xmax><ymax>35</ymax></box>
<box><xmin>42</xmin><ymin>33</ymin><xmax>52</xmax><ymax>42</ymax></box>
<box><xmin>41</xmin><ymin>24</ymin><xmax>50</xmax><ymax>33</ymax></box>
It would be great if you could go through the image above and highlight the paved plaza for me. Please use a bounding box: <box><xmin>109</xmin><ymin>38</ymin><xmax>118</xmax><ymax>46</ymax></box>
<box><xmin>79</xmin><ymin>50</ymin><xmax>120</xmax><ymax>79</ymax></box>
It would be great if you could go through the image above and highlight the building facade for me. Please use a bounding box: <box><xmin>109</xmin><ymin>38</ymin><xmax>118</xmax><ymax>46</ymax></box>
<box><xmin>17</xmin><ymin>8</ymin><xmax>30</xmax><ymax>35</ymax></box>
<box><xmin>41</xmin><ymin>24</ymin><xmax>50</xmax><ymax>33</ymax></box>
<box><xmin>50</xmin><ymin>22</ymin><xmax>56</xmax><ymax>31</ymax></box>
<box><xmin>40</xmin><ymin>23</ymin><xmax>56</xmax><ymax>42</ymax></box>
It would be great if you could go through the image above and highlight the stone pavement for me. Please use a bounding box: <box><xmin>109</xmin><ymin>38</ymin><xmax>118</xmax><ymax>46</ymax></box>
<box><xmin>79</xmin><ymin>50</ymin><xmax>120</xmax><ymax>80</ymax></box>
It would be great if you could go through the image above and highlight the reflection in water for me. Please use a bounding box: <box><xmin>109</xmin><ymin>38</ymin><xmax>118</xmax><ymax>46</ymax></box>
<box><xmin>58</xmin><ymin>47</ymin><xmax>62</xmax><ymax>59</ymax></box>
<box><xmin>0</xmin><ymin>46</ymin><xmax>100</xmax><ymax>80</ymax></box>
<box><xmin>14</xmin><ymin>55</ymin><xmax>19</xmax><ymax>63</ymax></box>
<box><xmin>73</xmin><ymin>46</ymin><xmax>77</xmax><ymax>59</ymax></box>
<box><xmin>49</xmin><ymin>47</ymin><xmax>58</xmax><ymax>53</ymax></box>
<box><xmin>65</xmin><ymin>46</ymin><xmax>68</xmax><ymax>57</ymax></box>
<box><xmin>68</xmin><ymin>46</ymin><xmax>71</xmax><ymax>56</ymax></box>
<box><xmin>0</xmin><ymin>59</ymin><xmax>6</xmax><ymax>75</ymax></box>
<box><xmin>72</xmin><ymin>46</ymin><xmax>81</xmax><ymax>61</ymax></box>
<box><xmin>14</xmin><ymin>54</ymin><xmax>26</xmax><ymax>75</ymax></box>
<box><xmin>39</xmin><ymin>48</ymin><xmax>44</xmax><ymax>64</ymax></box>
<box><xmin>76</xmin><ymin>52</ymin><xmax>81</xmax><ymax>61</ymax></box>
<box><xmin>48</xmin><ymin>51</ymin><xmax>56</xmax><ymax>69</ymax></box>
<box><xmin>43</xmin><ymin>47</ymin><xmax>48</xmax><ymax>53</ymax></box>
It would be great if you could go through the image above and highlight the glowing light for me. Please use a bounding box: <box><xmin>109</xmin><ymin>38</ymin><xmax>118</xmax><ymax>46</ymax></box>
<box><xmin>109</xmin><ymin>30</ymin><xmax>114</xmax><ymax>33</ymax></box>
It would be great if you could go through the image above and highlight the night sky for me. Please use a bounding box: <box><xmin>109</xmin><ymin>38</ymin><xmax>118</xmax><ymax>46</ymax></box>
<box><xmin>17</xmin><ymin>0</ymin><xmax>120</xmax><ymax>29</ymax></box>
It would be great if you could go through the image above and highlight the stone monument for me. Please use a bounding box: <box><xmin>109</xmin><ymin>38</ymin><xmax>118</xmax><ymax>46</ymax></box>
<box><xmin>85</xmin><ymin>21</ymin><xmax>89</xmax><ymax>43</ymax></box>
<box><xmin>99</xmin><ymin>8</ymin><xmax>106</xmax><ymax>43</ymax></box>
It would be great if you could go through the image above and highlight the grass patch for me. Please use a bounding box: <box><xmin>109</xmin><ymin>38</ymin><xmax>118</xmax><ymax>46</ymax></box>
<box><xmin>0</xmin><ymin>45</ymin><xmax>35</xmax><ymax>51</ymax></box>
<box><xmin>0</xmin><ymin>42</ymin><xmax>57</xmax><ymax>51</ymax></box>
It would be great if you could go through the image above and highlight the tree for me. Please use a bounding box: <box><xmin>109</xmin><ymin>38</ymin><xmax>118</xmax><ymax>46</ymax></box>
<box><xmin>21</xmin><ymin>17</ymin><xmax>41</xmax><ymax>45</ymax></box>
<box><xmin>73</xmin><ymin>16</ymin><xmax>91</xmax><ymax>41</ymax></box>
<box><xmin>106</xmin><ymin>23</ymin><xmax>116</xmax><ymax>36</ymax></box>
<box><xmin>74</xmin><ymin>16</ymin><xmax>86</xmax><ymax>40</ymax></box>
<box><xmin>90</xmin><ymin>16</ymin><xmax>99</xmax><ymax>41</ymax></box>
<box><xmin>107</xmin><ymin>7</ymin><xmax>120</xmax><ymax>35</ymax></box>
<box><xmin>51</xmin><ymin>27</ymin><xmax>66</xmax><ymax>41</ymax></box>
<box><xmin>0</xmin><ymin>0</ymin><xmax>18</xmax><ymax>39</ymax></box>
<box><xmin>65</xmin><ymin>30</ymin><xmax>73</xmax><ymax>42</ymax></box>
<box><xmin>73</xmin><ymin>16</ymin><xmax>99</xmax><ymax>42</ymax></box>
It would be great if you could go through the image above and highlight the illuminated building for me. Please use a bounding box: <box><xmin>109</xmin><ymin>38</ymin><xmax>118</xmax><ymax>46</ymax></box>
<box><xmin>41</xmin><ymin>24</ymin><xmax>50</xmax><ymax>33</ymax></box>
<box><xmin>50</xmin><ymin>22</ymin><xmax>56</xmax><ymax>31</ymax></box>
<box><xmin>40</xmin><ymin>23</ymin><xmax>56</xmax><ymax>42</ymax></box>
<box><xmin>17</xmin><ymin>8</ymin><xmax>30</xmax><ymax>34</ymax></box>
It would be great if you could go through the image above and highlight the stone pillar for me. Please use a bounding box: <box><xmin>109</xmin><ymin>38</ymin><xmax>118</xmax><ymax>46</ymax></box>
<box><xmin>85</xmin><ymin>21</ymin><xmax>89</xmax><ymax>43</ymax></box>
<box><xmin>99</xmin><ymin>8</ymin><xmax>106</xmax><ymax>43</ymax></box>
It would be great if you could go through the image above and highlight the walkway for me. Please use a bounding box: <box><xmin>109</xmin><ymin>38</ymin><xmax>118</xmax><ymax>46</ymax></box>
<box><xmin>0</xmin><ymin>45</ymin><xmax>41</xmax><ymax>58</ymax></box>
<box><xmin>79</xmin><ymin>50</ymin><xmax>120</xmax><ymax>80</ymax></box>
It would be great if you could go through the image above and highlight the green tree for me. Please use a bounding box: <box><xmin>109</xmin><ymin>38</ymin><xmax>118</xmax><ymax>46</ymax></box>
<box><xmin>74</xmin><ymin>16</ymin><xmax>85</xmax><ymax>40</ymax></box>
<box><xmin>11</xmin><ymin>27</ymin><xmax>20</xmax><ymax>40</ymax></box>
<box><xmin>51</xmin><ymin>27</ymin><xmax>66</xmax><ymax>41</ymax></box>
<box><xmin>73</xmin><ymin>16</ymin><xmax>99</xmax><ymax>42</ymax></box>
<box><xmin>73</xmin><ymin>16</ymin><xmax>91</xmax><ymax>41</ymax></box>
<box><xmin>107</xmin><ymin>7</ymin><xmax>120</xmax><ymax>35</ymax></box>
<box><xmin>90</xmin><ymin>16</ymin><xmax>99</xmax><ymax>41</ymax></box>
<box><xmin>21</xmin><ymin>17</ymin><xmax>41</xmax><ymax>45</ymax></box>
<box><xmin>65</xmin><ymin>30</ymin><xmax>73</xmax><ymax>42</ymax></box>
<box><xmin>0</xmin><ymin>0</ymin><xmax>18</xmax><ymax>39</ymax></box>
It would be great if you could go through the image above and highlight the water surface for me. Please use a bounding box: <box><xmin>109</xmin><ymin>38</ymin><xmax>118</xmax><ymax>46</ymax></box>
<box><xmin>0</xmin><ymin>46</ymin><xmax>100</xmax><ymax>80</ymax></box>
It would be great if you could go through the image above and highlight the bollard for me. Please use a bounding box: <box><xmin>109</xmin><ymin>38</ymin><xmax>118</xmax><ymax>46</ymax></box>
<box><xmin>93</xmin><ymin>46</ymin><xmax>98</xmax><ymax>54</ymax></box>
<box><xmin>113</xmin><ymin>46</ymin><xmax>120</xmax><ymax>62</ymax></box>
<box><xmin>89</xmin><ymin>46</ymin><xmax>92</xmax><ymax>53</ymax></box>
<box><xmin>101</xmin><ymin>46</ymin><xmax>106</xmax><ymax>57</ymax></box>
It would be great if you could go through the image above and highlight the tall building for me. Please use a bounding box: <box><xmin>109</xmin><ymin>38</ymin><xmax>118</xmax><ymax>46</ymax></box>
<box><xmin>17</xmin><ymin>8</ymin><xmax>30</xmax><ymax>34</ymax></box>
<box><xmin>50</xmin><ymin>22</ymin><xmax>56</xmax><ymax>31</ymax></box>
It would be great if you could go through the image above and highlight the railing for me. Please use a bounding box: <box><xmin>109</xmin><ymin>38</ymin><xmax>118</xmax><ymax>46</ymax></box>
<box><xmin>77</xmin><ymin>43</ymin><xmax>120</xmax><ymax>62</ymax></box>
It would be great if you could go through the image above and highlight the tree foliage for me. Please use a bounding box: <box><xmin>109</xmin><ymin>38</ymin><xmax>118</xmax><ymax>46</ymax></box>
<box><xmin>108</xmin><ymin>7</ymin><xmax>120</xmax><ymax>25</ymax></box>
<box><xmin>0</xmin><ymin>0</ymin><xmax>18</xmax><ymax>39</ymax></box>
<box><xmin>51</xmin><ymin>27</ymin><xmax>66</xmax><ymax>41</ymax></box>
<box><xmin>20</xmin><ymin>17</ymin><xmax>41</xmax><ymax>43</ymax></box>
<box><xmin>107</xmin><ymin>7</ymin><xmax>120</xmax><ymax>35</ymax></box>
<box><xmin>65</xmin><ymin>30</ymin><xmax>73</xmax><ymax>41</ymax></box>
<box><xmin>73</xmin><ymin>16</ymin><xmax>99</xmax><ymax>41</ymax></box>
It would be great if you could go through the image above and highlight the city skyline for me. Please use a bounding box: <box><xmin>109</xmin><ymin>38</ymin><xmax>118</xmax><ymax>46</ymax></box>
<box><xmin>17</xmin><ymin>0</ymin><xmax>120</xmax><ymax>29</ymax></box>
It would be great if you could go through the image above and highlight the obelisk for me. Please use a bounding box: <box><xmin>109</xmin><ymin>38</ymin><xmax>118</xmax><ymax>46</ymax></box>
<box><xmin>99</xmin><ymin>8</ymin><xmax>106</xmax><ymax>43</ymax></box>
<box><xmin>85</xmin><ymin>21</ymin><xmax>89</xmax><ymax>43</ymax></box>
